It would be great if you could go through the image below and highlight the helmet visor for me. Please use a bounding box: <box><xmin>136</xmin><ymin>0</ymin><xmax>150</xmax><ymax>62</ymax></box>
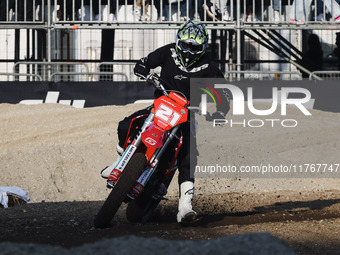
<box><xmin>178</xmin><ymin>40</ymin><xmax>204</xmax><ymax>54</ymax></box>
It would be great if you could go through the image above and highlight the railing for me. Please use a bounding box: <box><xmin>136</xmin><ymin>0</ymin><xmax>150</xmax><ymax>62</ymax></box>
<box><xmin>225</xmin><ymin>70</ymin><xmax>303</xmax><ymax>81</ymax></box>
<box><xmin>9</xmin><ymin>61</ymin><xmax>157</xmax><ymax>81</ymax></box>
<box><xmin>50</xmin><ymin>71</ymin><xmax>129</xmax><ymax>81</ymax></box>
<box><xmin>309</xmin><ymin>71</ymin><xmax>340</xmax><ymax>80</ymax></box>
<box><xmin>0</xmin><ymin>72</ymin><xmax>42</xmax><ymax>81</ymax></box>
<box><xmin>1</xmin><ymin>1</ymin><xmax>340</xmax><ymax>83</ymax></box>
<box><xmin>1</xmin><ymin>0</ymin><xmax>340</xmax><ymax>27</ymax></box>
<box><xmin>4</xmin><ymin>61</ymin><xmax>312</xmax><ymax>81</ymax></box>
<box><xmin>10</xmin><ymin>61</ymin><xmax>134</xmax><ymax>81</ymax></box>
<box><xmin>7</xmin><ymin>61</ymin><xmax>340</xmax><ymax>81</ymax></box>
<box><xmin>13</xmin><ymin>61</ymin><xmax>90</xmax><ymax>81</ymax></box>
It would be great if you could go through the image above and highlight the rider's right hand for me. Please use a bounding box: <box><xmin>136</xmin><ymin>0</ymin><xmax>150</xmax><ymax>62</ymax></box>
<box><xmin>134</xmin><ymin>59</ymin><xmax>150</xmax><ymax>79</ymax></box>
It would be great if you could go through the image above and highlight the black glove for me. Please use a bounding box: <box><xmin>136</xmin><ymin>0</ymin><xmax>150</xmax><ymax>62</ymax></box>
<box><xmin>134</xmin><ymin>58</ymin><xmax>150</xmax><ymax>79</ymax></box>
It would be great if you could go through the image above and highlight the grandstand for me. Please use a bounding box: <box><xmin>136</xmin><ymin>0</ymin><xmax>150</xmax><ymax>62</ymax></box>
<box><xmin>0</xmin><ymin>0</ymin><xmax>340</xmax><ymax>82</ymax></box>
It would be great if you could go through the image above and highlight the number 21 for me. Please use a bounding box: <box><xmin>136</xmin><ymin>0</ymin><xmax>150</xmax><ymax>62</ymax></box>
<box><xmin>155</xmin><ymin>104</ymin><xmax>181</xmax><ymax>126</ymax></box>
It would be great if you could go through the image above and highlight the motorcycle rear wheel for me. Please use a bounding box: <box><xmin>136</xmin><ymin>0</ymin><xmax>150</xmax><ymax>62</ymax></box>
<box><xmin>94</xmin><ymin>153</ymin><xmax>146</xmax><ymax>228</ymax></box>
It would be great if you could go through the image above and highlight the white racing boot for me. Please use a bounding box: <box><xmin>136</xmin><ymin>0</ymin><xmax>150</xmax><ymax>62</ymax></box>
<box><xmin>100</xmin><ymin>144</ymin><xmax>124</xmax><ymax>179</ymax></box>
<box><xmin>177</xmin><ymin>181</ymin><xmax>197</xmax><ymax>223</ymax></box>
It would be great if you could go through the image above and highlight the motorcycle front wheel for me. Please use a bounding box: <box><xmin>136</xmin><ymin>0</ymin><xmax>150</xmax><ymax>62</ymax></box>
<box><xmin>94</xmin><ymin>153</ymin><xmax>146</xmax><ymax>228</ymax></box>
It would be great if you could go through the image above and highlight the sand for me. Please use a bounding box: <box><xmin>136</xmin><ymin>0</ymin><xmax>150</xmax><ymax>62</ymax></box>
<box><xmin>1</xmin><ymin>102</ymin><xmax>340</xmax><ymax>255</ymax></box>
<box><xmin>1</xmin><ymin>102</ymin><xmax>340</xmax><ymax>203</ymax></box>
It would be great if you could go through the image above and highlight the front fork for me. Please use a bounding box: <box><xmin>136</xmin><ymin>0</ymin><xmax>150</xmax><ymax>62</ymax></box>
<box><xmin>132</xmin><ymin>111</ymin><xmax>155</xmax><ymax>148</ymax></box>
<box><xmin>106</xmin><ymin>112</ymin><xmax>155</xmax><ymax>189</ymax></box>
<box><xmin>131</xmin><ymin>124</ymin><xmax>181</xmax><ymax>198</ymax></box>
<box><xmin>149</xmin><ymin>125</ymin><xmax>180</xmax><ymax>168</ymax></box>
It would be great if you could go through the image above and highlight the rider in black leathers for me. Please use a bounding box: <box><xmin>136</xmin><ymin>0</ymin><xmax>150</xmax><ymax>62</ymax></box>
<box><xmin>101</xmin><ymin>20</ymin><xmax>229</xmax><ymax>223</ymax></box>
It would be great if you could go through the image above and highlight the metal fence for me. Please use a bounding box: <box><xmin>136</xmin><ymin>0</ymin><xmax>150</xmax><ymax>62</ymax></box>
<box><xmin>225</xmin><ymin>70</ymin><xmax>303</xmax><ymax>81</ymax></box>
<box><xmin>1</xmin><ymin>0</ymin><xmax>340</xmax><ymax>25</ymax></box>
<box><xmin>0</xmin><ymin>72</ymin><xmax>42</xmax><ymax>81</ymax></box>
<box><xmin>0</xmin><ymin>0</ymin><xmax>340</xmax><ymax>82</ymax></box>
<box><xmin>6</xmin><ymin>60</ymin><xmax>340</xmax><ymax>82</ymax></box>
<box><xmin>309</xmin><ymin>70</ymin><xmax>340</xmax><ymax>80</ymax></box>
<box><xmin>7</xmin><ymin>61</ymin><xmax>146</xmax><ymax>81</ymax></box>
<box><xmin>4</xmin><ymin>61</ymin><xmax>307</xmax><ymax>81</ymax></box>
<box><xmin>13</xmin><ymin>61</ymin><xmax>90</xmax><ymax>81</ymax></box>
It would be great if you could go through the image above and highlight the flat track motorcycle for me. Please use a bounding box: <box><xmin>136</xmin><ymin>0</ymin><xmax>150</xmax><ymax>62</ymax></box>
<box><xmin>94</xmin><ymin>73</ymin><xmax>204</xmax><ymax>228</ymax></box>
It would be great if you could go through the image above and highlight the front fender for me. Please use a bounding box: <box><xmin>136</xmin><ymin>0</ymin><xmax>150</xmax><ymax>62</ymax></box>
<box><xmin>141</xmin><ymin>124</ymin><xmax>165</xmax><ymax>148</ymax></box>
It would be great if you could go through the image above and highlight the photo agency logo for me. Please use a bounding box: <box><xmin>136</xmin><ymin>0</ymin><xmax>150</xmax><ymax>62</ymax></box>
<box><xmin>199</xmin><ymin>83</ymin><xmax>224</xmax><ymax>114</ymax></box>
<box><xmin>199</xmin><ymin>83</ymin><xmax>312</xmax><ymax>128</ymax></box>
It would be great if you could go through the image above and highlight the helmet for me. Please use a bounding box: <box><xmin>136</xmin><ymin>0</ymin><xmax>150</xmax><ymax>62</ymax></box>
<box><xmin>176</xmin><ymin>20</ymin><xmax>209</xmax><ymax>68</ymax></box>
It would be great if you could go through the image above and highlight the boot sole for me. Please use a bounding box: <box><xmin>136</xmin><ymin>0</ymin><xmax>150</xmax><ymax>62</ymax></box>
<box><xmin>182</xmin><ymin>211</ymin><xmax>197</xmax><ymax>223</ymax></box>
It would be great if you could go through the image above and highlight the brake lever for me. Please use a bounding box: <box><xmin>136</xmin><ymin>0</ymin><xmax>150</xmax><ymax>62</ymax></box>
<box><xmin>146</xmin><ymin>73</ymin><xmax>159</xmax><ymax>86</ymax></box>
<box><xmin>146</xmin><ymin>73</ymin><xmax>170</xmax><ymax>96</ymax></box>
<box><xmin>136</xmin><ymin>72</ymin><xmax>158</xmax><ymax>88</ymax></box>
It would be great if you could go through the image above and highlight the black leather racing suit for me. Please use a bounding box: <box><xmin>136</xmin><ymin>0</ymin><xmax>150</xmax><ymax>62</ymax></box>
<box><xmin>117</xmin><ymin>43</ymin><xmax>229</xmax><ymax>184</ymax></box>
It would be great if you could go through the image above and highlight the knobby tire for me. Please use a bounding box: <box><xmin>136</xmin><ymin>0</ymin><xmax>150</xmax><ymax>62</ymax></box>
<box><xmin>94</xmin><ymin>153</ymin><xmax>146</xmax><ymax>228</ymax></box>
<box><xmin>126</xmin><ymin>138</ymin><xmax>178</xmax><ymax>223</ymax></box>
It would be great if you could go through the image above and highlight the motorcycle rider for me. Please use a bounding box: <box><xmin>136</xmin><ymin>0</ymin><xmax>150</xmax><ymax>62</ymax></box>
<box><xmin>101</xmin><ymin>20</ymin><xmax>229</xmax><ymax>223</ymax></box>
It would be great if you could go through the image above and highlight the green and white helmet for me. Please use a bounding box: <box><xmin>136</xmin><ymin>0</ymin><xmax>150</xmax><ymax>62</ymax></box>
<box><xmin>176</xmin><ymin>20</ymin><xmax>209</xmax><ymax>68</ymax></box>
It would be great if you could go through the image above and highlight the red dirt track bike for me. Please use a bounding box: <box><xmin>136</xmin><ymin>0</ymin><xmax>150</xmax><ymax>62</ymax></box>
<box><xmin>94</xmin><ymin>73</ymin><xmax>203</xmax><ymax>228</ymax></box>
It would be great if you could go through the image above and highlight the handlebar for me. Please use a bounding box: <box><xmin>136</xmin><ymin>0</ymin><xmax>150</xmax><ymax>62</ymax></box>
<box><xmin>141</xmin><ymin>72</ymin><xmax>216</xmax><ymax>122</ymax></box>
<box><xmin>145</xmin><ymin>73</ymin><xmax>169</xmax><ymax>96</ymax></box>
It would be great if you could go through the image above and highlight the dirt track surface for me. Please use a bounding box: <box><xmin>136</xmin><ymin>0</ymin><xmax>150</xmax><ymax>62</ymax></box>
<box><xmin>1</xmin><ymin>103</ymin><xmax>340</xmax><ymax>254</ymax></box>
<box><xmin>2</xmin><ymin>190</ymin><xmax>340</xmax><ymax>255</ymax></box>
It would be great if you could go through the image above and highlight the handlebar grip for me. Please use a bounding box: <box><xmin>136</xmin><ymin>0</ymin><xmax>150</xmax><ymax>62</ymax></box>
<box><xmin>135</xmin><ymin>72</ymin><xmax>148</xmax><ymax>80</ymax></box>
